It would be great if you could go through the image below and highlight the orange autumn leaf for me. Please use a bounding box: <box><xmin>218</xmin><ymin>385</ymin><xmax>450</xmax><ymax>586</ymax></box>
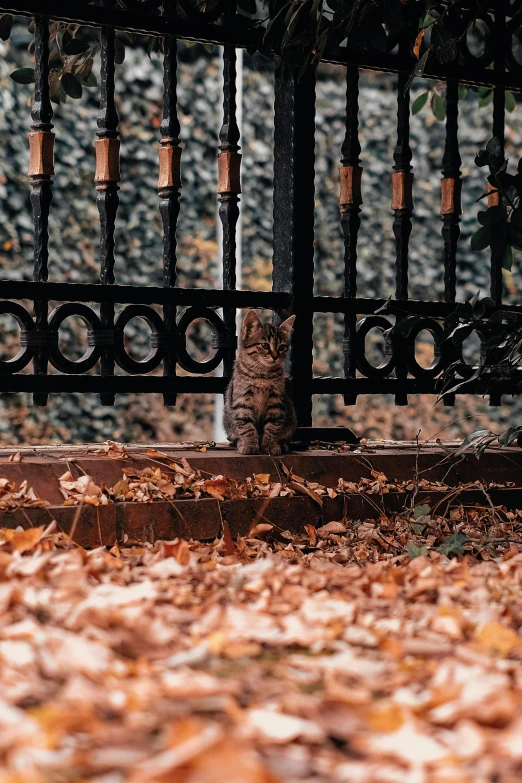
<box><xmin>163</xmin><ymin>538</ymin><xmax>190</xmax><ymax>565</ymax></box>
<box><xmin>413</xmin><ymin>28</ymin><xmax>424</xmax><ymax>58</ymax></box>
<box><xmin>367</xmin><ymin>703</ymin><xmax>405</xmax><ymax>732</ymax></box>
<box><xmin>477</xmin><ymin>622</ymin><xmax>521</xmax><ymax>655</ymax></box>
<box><xmin>9</xmin><ymin>526</ymin><xmax>45</xmax><ymax>553</ymax></box>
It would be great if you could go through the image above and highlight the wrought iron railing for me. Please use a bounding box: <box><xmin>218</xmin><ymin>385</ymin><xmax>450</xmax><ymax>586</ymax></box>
<box><xmin>0</xmin><ymin>1</ymin><xmax>521</xmax><ymax>437</ymax></box>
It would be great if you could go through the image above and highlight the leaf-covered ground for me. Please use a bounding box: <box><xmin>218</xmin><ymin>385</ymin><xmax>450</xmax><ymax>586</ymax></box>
<box><xmin>1</xmin><ymin>517</ymin><xmax>522</xmax><ymax>782</ymax></box>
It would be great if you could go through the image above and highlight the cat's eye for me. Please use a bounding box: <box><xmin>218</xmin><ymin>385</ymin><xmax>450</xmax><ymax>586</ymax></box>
<box><xmin>278</xmin><ymin>344</ymin><xmax>287</xmax><ymax>352</ymax></box>
<box><xmin>260</xmin><ymin>342</ymin><xmax>270</xmax><ymax>350</ymax></box>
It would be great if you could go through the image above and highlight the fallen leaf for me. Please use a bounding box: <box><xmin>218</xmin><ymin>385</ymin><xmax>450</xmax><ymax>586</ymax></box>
<box><xmin>222</xmin><ymin>523</ymin><xmax>237</xmax><ymax>556</ymax></box>
<box><xmin>477</xmin><ymin>622</ymin><xmax>521</xmax><ymax>655</ymax></box>
<box><xmin>8</xmin><ymin>526</ymin><xmax>45</xmax><ymax>554</ymax></box>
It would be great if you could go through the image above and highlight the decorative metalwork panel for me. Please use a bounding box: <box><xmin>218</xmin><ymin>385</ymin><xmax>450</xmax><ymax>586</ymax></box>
<box><xmin>0</xmin><ymin>0</ymin><xmax>522</xmax><ymax>429</ymax></box>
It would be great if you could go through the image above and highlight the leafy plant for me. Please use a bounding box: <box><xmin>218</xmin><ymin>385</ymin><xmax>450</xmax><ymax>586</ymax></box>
<box><xmin>4</xmin><ymin>19</ymin><xmax>131</xmax><ymax>104</ymax></box>
<box><xmin>437</xmin><ymin>532</ymin><xmax>466</xmax><ymax>557</ymax></box>
<box><xmin>2</xmin><ymin>2</ymin><xmax>518</xmax><ymax>119</ymax></box>
<box><xmin>407</xmin><ymin>541</ymin><xmax>428</xmax><ymax>558</ymax></box>
<box><xmin>412</xmin><ymin>84</ymin><xmax>516</xmax><ymax>123</ymax></box>
<box><xmin>469</xmin><ymin>137</ymin><xmax>522</xmax><ymax>271</ymax></box>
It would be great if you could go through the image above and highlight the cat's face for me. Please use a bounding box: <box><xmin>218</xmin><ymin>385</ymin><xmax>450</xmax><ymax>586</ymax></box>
<box><xmin>240</xmin><ymin>311</ymin><xmax>295</xmax><ymax>369</ymax></box>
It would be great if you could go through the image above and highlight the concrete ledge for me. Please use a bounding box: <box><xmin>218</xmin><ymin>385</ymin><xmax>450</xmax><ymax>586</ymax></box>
<box><xmin>0</xmin><ymin>487</ymin><xmax>521</xmax><ymax>547</ymax></box>
<box><xmin>0</xmin><ymin>442</ymin><xmax>520</xmax><ymax>545</ymax></box>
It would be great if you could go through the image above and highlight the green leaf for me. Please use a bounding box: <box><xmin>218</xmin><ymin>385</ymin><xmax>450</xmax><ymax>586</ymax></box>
<box><xmin>413</xmin><ymin>503</ymin><xmax>431</xmax><ymax>520</ymax></box>
<box><xmin>0</xmin><ymin>14</ymin><xmax>13</xmax><ymax>41</ymax></box>
<box><xmin>81</xmin><ymin>70</ymin><xmax>97</xmax><ymax>87</ymax></box>
<box><xmin>114</xmin><ymin>38</ymin><xmax>125</xmax><ymax>65</ymax></box>
<box><xmin>438</xmin><ymin>532</ymin><xmax>466</xmax><ymax>557</ymax></box>
<box><xmin>412</xmin><ymin>524</ymin><xmax>426</xmax><ymax>535</ymax></box>
<box><xmin>407</xmin><ymin>542</ymin><xmax>428</xmax><ymax>559</ymax></box>
<box><xmin>479</xmin><ymin>89</ymin><xmax>494</xmax><ymax>107</ymax></box>
<box><xmin>477</xmin><ymin>206</ymin><xmax>506</xmax><ymax>226</ymax></box>
<box><xmin>10</xmin><ymin>67</ymin><xmax>35</xmax><ymax>84</ymax></box>
<box><xmin>412</xmin><ymin>92</ymin><xmax>428</xmax><ymax>115</ymax></box>
<box><xmin>61</xmin><ymin>72</ymin><xmax>83</xmax><ymax>99</ymax></box>
<box><xmin>475</xmin><ymin>149</ymin><xmax>489</xmax><ymax>168</ymax></box>
<box><xmin>486</xmin><ymin>137</ymin><xmax>502</xmax><ymax>158</ymax></box>
<box><xmin>404</xmin><ymin>48</ymin><xmax>430</xmax><ymax>93</ymax></box>
<box><xmin>470</xmin><ymin>225</ymin><xmax>492</xmax><ymax>251</ymax></box>
<box><xmin>431</xmin><ymin>93</ymin><xmax>446</xmax><ymax>121</ymax></box>
<box><xmin>458</xmin><ymin>85</ymin><xmax>468</xmax><ymax>100</ymax></box>
<box><xmin>505</xmin><ymin>91</ymin><xmax>516</xmax><ymax>113</ymax></box>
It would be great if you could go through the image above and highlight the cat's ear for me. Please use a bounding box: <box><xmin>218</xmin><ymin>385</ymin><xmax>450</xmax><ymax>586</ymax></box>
<box><xmin>242</xmin><ymin>309</ymin><xmax>263</xmax><ymax>338</ymax></box>
<box><xmin>278</xmin><ymin>314</ymin><xmax>296</xmax><ymax>341</ymax></box>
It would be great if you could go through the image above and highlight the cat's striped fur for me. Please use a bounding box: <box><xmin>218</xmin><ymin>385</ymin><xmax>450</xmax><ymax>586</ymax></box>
<box><xmin>223</xmin><ymin>310</ymin><xmax>296</xmax><ymax>455</ymax></box>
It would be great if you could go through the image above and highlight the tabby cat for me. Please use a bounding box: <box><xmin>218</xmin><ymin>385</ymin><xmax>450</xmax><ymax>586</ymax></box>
<box><xmin>223</xmin><ymin>310</ymin><xmax>296</xmax><ymax>455</ymax></box>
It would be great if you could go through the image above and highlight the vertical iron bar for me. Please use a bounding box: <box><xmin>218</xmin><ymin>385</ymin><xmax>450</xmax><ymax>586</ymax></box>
<box><xmin>392</xmin><ymin>55</ymin><xmax>413</xmax><ymax>301</ymax></box>
<box><xmin>217</xmin><ymin>45</ymin><xmax>241</xmax><ymax>378</ymax></box>
<box><xmin>29</xmin><ymin>15</ymin><xmax>54</xmax><ymax>406</ymax></box>
<box><xmin>95</xmin><ymin>19</ymin><xmax>120</xmax><ymax>406</ymax></box>
<box><xmin>158</xmin><ymin>34</ymin><xmax>181</xmax><ymax>406</ymax></box>
<box><xmin>490</xmin><ymin>1</ymin><xmax>506</xmax><ymax>308</ymax></box>
<box><xmin>489</xmin><ymin>2</ymin><xmax>507</xmax><ymax>406</ymax></box>
<box><xmin>440</xmin><ymin>79</ymin><xmax>462</xmax><ymax>408</ymax></box>
<box><xmin>392</xmin><ymin>38</ymin><xmax>413</xmax><ymax>406</ymax></box>
<box><xmin>441</xmin><ymin>79</ymin><xmax>461</xmax><ymax>304</ymax></box>
<box><xmin>273</xmin><ymin>65</ymin><xmax>316</xmax><ymax>427</ymax></box>
<box><xmin>340</xmin><ymin>66</ymin><xmax>362</xmax><ymax>407</ymax></box>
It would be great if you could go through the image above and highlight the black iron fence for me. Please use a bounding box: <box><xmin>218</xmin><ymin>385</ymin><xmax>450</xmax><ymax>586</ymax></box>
<box><xmin>0</xmin><ymin>0</ymin><xmax>521</xmax><ymax>437</ymax></box>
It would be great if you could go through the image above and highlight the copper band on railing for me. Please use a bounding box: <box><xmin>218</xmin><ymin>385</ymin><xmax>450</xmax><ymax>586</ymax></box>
<box><xmin>440</xmin><ymin>177</ymin><xmax>462</xmax><ymax>216</ymax></box>
<box><xmin>94</xmin><ymin>137</ymin><xmax>121</xmax><ymax>186</ymax></box>
<box><xmin>391</xmin><ymin>171</ymin><xmax>414</xmax><ymax>211</ymax></box>
<box><xmin>217</xmin><ymin>151</ymin><xmax>241</xmax><ymax>194</ymax></box>
<box><xmin>339</xmin><ymin>165</ymin><xmax>362</xmax><ymax>211</ymax></box>
<box><xmin>158</xmin><ymin>137</ymin><xmax>182</xmax><ymax>190</ymax></box>
<box><xmin>28</xmin><ymin>130</ymin><xmax>55</xmax><ymax>177</ymax></box>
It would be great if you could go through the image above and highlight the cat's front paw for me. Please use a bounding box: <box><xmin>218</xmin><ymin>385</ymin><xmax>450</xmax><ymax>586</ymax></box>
<box><xmin>237</xmin><ymin>440</ymin><xmax>260</xmax><ymax>455</ymax></box>
<box><xmin>261</xmin><ymin>439</ymin><xmax>283</xmax><ymax>456</ymax></box>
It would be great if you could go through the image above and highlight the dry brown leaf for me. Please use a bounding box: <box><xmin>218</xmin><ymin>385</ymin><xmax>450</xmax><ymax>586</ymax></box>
<box><xmin>146</xmin><ymin>449</ymin><xmax>170</xmax><ymax>459</ymax></box>
<box><xmin>163</xmin><ymin>538</ymin><xmax>190</xmax><ymax>565</ymax></box>
<box><xmin>288</xmin><ymin>481</ymin><xmax>323</xmax><ymax>507</ymax></box>
<box><xmin>413</xmin><ymin>27</ymin><xmax>424</xmax><ymax>58</ymax></box>
<box><xmin>249</xmin><ymin>523</ymin><xmax>273</xmax><ymax>538</ymax></box>
<box><xmin>222</xmin><ymin>522</ymin><xmax>237</xmax><ymax>555</ymax></box>
<box><xmin>8</xmin><ymin>526</ymin><xmax>45</xmax><ymax>554</ymax></box>
<box><xmin>317</xmin><ymin>521</ymin><xmax>346</xmax><ymax>536</ymax></box>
